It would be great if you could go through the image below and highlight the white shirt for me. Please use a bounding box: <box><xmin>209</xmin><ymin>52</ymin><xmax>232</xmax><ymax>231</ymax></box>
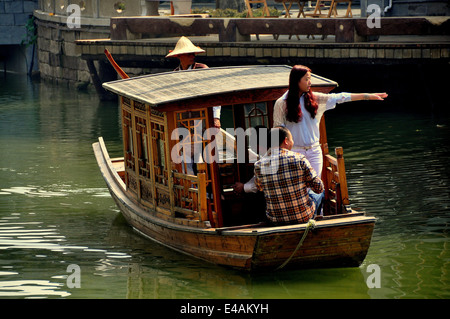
<box><xmin>244</xmin><ymin>176</ymin><xmax>258</xmax><ymax>193</ymax></box>
<box><xmin>273</xmin><ymin>92</ymin><xmax>352</xmax><ymax>147</ymax></box>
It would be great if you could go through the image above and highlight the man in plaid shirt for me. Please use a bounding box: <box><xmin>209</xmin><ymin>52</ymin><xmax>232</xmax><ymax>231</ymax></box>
<box><xmin>254</xmin><ymin>126</ymin><xmax>324</xmax><ymax>225</ymax></box>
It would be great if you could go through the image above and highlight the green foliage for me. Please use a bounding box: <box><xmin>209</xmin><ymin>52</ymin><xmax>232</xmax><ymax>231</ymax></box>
<box><xmin>21</xmin><ymin>15</ymin><xmax>37</xmax><ymax>48</ymax></box>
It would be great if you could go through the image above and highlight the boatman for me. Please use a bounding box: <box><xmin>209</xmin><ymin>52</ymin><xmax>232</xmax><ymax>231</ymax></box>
<box><xmin>166</xmin><ymin>36</ymin><xmax>221</xmax><ymax>128</ymax></box>
<box><xmin>254</xmin><ymin>126</ymin><xmax>324</xmax><ymax>225</ymax></box>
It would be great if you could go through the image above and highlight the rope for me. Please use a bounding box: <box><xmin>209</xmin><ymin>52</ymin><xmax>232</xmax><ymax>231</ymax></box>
<box><xmin>276</xmin><ymin>219</ymin><xmax>316</xmax><ymax>270</ymax></box>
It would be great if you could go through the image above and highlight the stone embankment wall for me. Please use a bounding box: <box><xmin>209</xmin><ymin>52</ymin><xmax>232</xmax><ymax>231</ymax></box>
<box><xmin>35</xmin><ymin>10</ymin><xmax>110</xmax><ymax>88</ymax></box>
<box><xmin>34</xmin><ymin>0</ymin><xmax>155</xmax><ymax>88</ymax></box>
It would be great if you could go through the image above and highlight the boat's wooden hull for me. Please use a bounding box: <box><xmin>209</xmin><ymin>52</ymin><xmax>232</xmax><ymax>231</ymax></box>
<box><xmin>93</xmin><ymin>138</ymin><xmax>375</xmax><ymax>271</ymax></box>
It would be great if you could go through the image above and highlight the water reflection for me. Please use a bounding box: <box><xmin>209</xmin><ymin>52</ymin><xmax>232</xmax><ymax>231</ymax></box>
<box><xmin>326</xmin><ymin>111</ymin><xmax>450</xmax><ymax>299</ymax></box>
<box><xmin>0</xmin><ymin>280</ymin><xmax>70</xmax><ymax>298</ymax></box>
<box><xmin>0</xmin><ymin>210</ymin><xmax>132</xmax><ymax>298</ymax></box>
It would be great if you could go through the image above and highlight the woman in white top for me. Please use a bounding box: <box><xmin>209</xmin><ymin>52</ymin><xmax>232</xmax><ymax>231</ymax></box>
<box><xmin>273</xmin><ymin>65</ymin><xmax>388</xmax><ymax>177</ymax></box>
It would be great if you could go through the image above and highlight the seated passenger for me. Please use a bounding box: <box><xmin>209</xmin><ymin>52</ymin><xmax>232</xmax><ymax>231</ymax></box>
<box><xmin>254</xmin><ymin>126</ymin><xmax>324</xmax><ymax>225</ymax></box>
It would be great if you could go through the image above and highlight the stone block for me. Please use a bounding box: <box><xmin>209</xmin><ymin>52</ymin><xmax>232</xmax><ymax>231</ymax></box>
<box><xmin>402</xmin><ymin>49</ymin><xmax>412</xmax><ymax>59</ymax></box>
<box><xmin>62</xmin><ymin>55</ymin><xmax>79</xmax><ymax>69</ymax></box>
<box><xmin>38</xmin><ymin>50</ymin><xmax>49</xmax><ymax>64</ymax></box>
<box><xmin>341</xmin><ymin>48</ymin><xmax>350</xmax><ymax>58</ymax></box>
<box><xmin>376</xmin><ymin>49</ymin><xmax>384</xmax><ymax>59</ymax></box>
<box><xmin>38</xmin><ymin>25</ymin><xmax>52</xmax><ymax>40</ymax></box>
<box><xmin>349</xmin><ymin>48</ymin><xmax>358</xmax><ymax>58</ymax></box>
<box><xmin>412</xmin><ymin>49</ymin><xmax>421</xmax><ymax>58</ymax></box>
<box><xmin>394</xmin><ymin>49</ymin><xmax>402</xmax><ymax>59</ymax></box>
<box><xmin>63</xmin><ymin>31</ymin><xmax>77</xmax><ymax>43</ymax></box>
<box><xmin>142</xmin><ymin>45</ymin><xmax>152</xmax><ymax>56</ymax></box>
<box><xmin>78</xmin><ymin>69</ymin><xmax>91</xmax><ymax>82</ymax></box>
<box><xmin>281</xmin><ymin>48</ymin><xmax>289</xmax><ymax>57</ymax></box>
<box><xmin>0</xmin><ymin>13</ymin><xmax>14</xmax><ymax>26</ymax></box>
<box><xmin>331</xmin><ymin>49</ymin><xmax>341</xmax><ymax>59</ymax></box>
<box><xmin>127</xmin><ymin>45</ymin><xmax>135</xmax><ymax>55</ymax></box>
<box><xmin>15</xmin><ymin>13</ymin><xmax>32</xmax><ymax>26</ymax></box>
<box><xmin>214</xmin><ymin>47</ymin><xmax>223</xmax><ymax>56</ymax></box>
<box><xmin>358</xmin><ymin>48</ymin><xmax>368</xmax><ymax>58</ymax></box>
<box><xmin>119</xmin><ymin>45</ymin><xmax>127</xmax><ymax>55</ymax></box>
<box><xmin>23</xmin><ymin>1</ymin><xmax>38</xmax><ymax>13</ymax></box>
<box><xmin>298</xmin><ymin>48</ymin><xmax>306</xmax><ymax>57</ymax></box>
<box><xmin>272</xmin><ymin>48</ymin><xmax>281</xmax><ymax>58</ymax></box>
<box><xmin>63</xmin><ymin>67</ymin><xmax>77</xmax><ymax>80</ymax></box>
<box><xmin>315</xmin><ymin>48</ymin><xmax>323</xmax><ymax>58</ymax></box>
<box><xmin>385</xmin><ymin>49</ymin><xmax>394</xmax><ymax>59</ymax></box>
<box><xmin>51</xmin><ymin>28</ymin><xmax>60</xmax><ymax>41</ymax></box>
<box><xmin>49</xmin><ymin>52</ymin><xmax>60</xmax><ymax>66</ymax></box>
<box><xmin>223</xmin><ymin>47</ymin><xmax>230</xmax><ymax>56</ymax></box>
<box><xmin>0</xmin><ymin>26</ymin><xmax>25</xmax><ymax>44</ymax></box>
<box><xmin>5</xmin><ymin>1</ymin><xmax>23</xmax><ymax>14</ymax></box>
<box><xmin>49</xmin><ymin>40</ymin><xmax>61</xmax><ymax>54</ymax></box>
<box><xmin>64</xmin><ymin>41</ymin><xmax>78</xmax><ymax>56</ymax></box>
<box><xmin>431</xmin><ymin>48</ymin><xmax>440</xmax><ymax>59</ymax></box>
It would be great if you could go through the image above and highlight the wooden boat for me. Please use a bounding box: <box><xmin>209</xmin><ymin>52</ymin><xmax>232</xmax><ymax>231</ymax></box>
<box><xmin>93</xmin><ymin>65</ymin><xmax>376</xmax><ymax>271</ymax></box>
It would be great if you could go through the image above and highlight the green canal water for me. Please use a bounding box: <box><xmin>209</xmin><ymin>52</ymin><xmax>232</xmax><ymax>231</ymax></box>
<box><xmin>0</xmin><ymin>73</ymin><xmax>448</xmax><ymax>299</ymax></box>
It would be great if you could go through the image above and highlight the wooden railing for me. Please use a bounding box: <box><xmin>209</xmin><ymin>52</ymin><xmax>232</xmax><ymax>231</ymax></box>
<box><xmin>321</xmin><ymin>144</ymin><xmax>350</xmax><ymax>215</ymax></box>
<box><xmin>172</xmin><ymin>171</ymin><xmax>208</xmax><ymax>222</ymax></box>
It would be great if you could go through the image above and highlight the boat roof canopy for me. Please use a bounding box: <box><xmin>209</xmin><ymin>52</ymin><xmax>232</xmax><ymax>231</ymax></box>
<box><xmin>102</xmin><ymin>65</ymin><xmax>338</xmax><ymax>107</ymax></box>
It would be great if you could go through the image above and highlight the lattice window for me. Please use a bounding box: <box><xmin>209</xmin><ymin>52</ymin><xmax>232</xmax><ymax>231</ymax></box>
<box><xmin>135</xmin><ymin>116</ymin><xmax>151</xmax><ymax>179</ymax></box>
<box><xmin>175</xmin><ymin>110</ymin><xmax>209</xmax><ymax>177</ymax></box>
<box><xmin>122</xmin><ymin>109</ymin><xmax>135</xmax><ymax>171</ymax></box>
<box><xmin>150</xmin><ymin>121</ymin><xmax>168</xmax><ymax>185</ymax></box>
<box><xmin>244</xmin><ymin>102</ymin><xmax>268</xmax><ymax>129</ymax></box>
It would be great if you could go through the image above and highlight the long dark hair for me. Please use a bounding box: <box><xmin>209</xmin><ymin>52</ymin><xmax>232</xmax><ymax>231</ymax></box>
<box><xmin>286</xmin><ymin>65</ymin><xmax>319</xmax><ymax>122</ymax></box>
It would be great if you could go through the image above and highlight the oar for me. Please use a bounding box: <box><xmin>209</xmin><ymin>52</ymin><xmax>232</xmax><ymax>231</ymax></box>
<box><xmin>104</xmin><ymin>49</ymin><xmax>129</xmax><ymax>79</ymax></box>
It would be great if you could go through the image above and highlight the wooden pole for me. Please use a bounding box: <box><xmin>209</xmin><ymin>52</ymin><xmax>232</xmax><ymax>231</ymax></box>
<box><xmin>104</xmin><ymin>49</ymin><xmax>129</xmax><ymax>79</ymax></box>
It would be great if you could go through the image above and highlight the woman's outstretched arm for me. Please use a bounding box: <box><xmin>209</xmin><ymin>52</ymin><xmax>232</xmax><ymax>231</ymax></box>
<box><xmin>350</xmin><ymin>93</ymin><xmax>388</xmax><ymax>101</ymax></box>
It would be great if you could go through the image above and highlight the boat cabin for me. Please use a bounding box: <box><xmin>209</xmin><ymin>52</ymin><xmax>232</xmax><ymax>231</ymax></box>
<box><xmin>102</xmin><ymin>65</ymin><xmax>347</xmax><ymax>229</ymax></box>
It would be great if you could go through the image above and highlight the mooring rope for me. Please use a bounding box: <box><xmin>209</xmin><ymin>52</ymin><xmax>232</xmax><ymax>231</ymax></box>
<box><xmin>276</xmin><ymin>219</ymin><xmax>316</xmax><ymax>270</ymax></box>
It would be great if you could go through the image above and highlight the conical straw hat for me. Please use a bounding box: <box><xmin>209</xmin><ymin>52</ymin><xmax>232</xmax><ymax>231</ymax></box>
<box><xmin>166</xmin><ymin>36</ymin><xmax>206</xmax><ymax>58</ymax></box>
